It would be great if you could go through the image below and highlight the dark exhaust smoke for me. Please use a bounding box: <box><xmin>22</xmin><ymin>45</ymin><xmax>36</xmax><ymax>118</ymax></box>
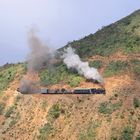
<box><xmin>27</xmin><ymin>29</ymin><xmax>52</xmax><ymax>72</ymax></box>
<box><xmin>19</xmin><ymin>29</ymin><xmax>54</xmax><ymax>93</ymax></box>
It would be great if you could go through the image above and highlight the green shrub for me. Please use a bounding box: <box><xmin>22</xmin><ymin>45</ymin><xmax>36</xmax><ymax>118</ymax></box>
<box><xmin>40</xmin><ymin>69</ymin><xmax>59</xmax><ymax>86</ymax></box>
<box><xmin>15</xmin><ymin>95</ymin><xmax>22</xmax><ymax>103</ymax></box>
<box><xmin>78</xmin><ymin>121</ymin><xmax>100</xmax><ymax>140</ymax></box>
<box><xmin>38</xmin><ymin>123</ymin><xmax>53</xmax><ymax>140</ymax></box>
<box><xmin>40</xmin><ymin>64</ymin><xmax>84</xmax><ymax>87</ymax></box>
<box><xmin>68</xmin><ymin>76</ymin><xmax>83</xmax><ymax>87</ymax></box>
<box><xmin>133</xmin><ymin>66</ymin><xmax>140</xmax><ymax>76</ymax></box>
<box><xmin>89</xmin><ymin>60</ymin><xmax>103</xmax><ymax>69</ymax></box>
<box><xmin>41</xmin><ymin>100</ymin><xmax>48</xmax><ymax>111</ymax></box>
<box><xmin>133</xmin><ymin>98</ymin><xmax>140</xmax><ymax>108</ymax></box>
<box><xmin>23</xmin><ymin>63</ymin><xmax>28</xmax><ymax>73</ymax></box>
<box><xmin>136</xmin><ymin>135</ymin><xmax>140</xmax><ymax>140</ymax></box>
<box><xmin>104</xmin><ymin>61</ymin><xmax>129</xmax><ymax>77</ymax></box>
<box><xmin>123</xmin><ymin>36</ymin><xmax>140</xmax><ymax>54</ymax></box>
<box><xmin>9</xmin><ymin>112</ymin><xmax>20</xmax><ymax>127</ymax></box>
<box><xmin>0</xmin><ymin>102</ymin><xmax>6</xmax><ymax>115</ymax></box>
<box><xmin>49</xmin><ymin>104</ymin><xmax>61</xmax><ymax>119</ymax></box>
<box><xmin>9</xmin><ymin>119</ymin><xmax>17</xmax><ymax>127</ymax></box>
<box><xmin>130</xmin><ymin>59</ymin><xmax>140</xmax><ymax>78</ymax></box>
<box><xmin>130</xmin><ymin>59</ymin><xmax>140</xmax><ymax>66</ymax></box>
<box><xmin>40</xmin><ymin>65</ymin><xmax>68</xmax><ymax>86</ymax></box>
<box><xmin>99</xmin><ymin>101</ymin><xmax>122</xmax><ymax>114</ymax></box>
<box><xmin>0</xmin><ymin>65</ymin><xmax>18</xmax><ymax>93</ymax></box>
<box><xmin>2</xmin><ymin>96</ymin><xmax>9</xmax><ymax>101</ymax></box>
<box><xmin>121</xmin><ymin>126</ymin><xmax>134</xmax><ymax>140</ymax></box>
<box><xmin>5</xmin><ymin>106</ymin><xmax>15</xmax><ymax>118</ymax></box>
<box><xmin>111</xmin><ymin>127</ymin><xmax>120</xmax><ymax>140</ymax></box>
<box><xmin>122</xmin><ymin>17</ymin><xmax>131</xmax><ymax>25</ymax></box>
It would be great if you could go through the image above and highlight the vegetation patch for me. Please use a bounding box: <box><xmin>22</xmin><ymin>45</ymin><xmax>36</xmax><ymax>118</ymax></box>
<box><xmin>0</xmin><ymin>65</ymin><xmax>18</xmax><ymax>94</ymax></box>
<box><xmin>123</xmin><ymin>36</ymin><xmax>140</xmax><ymax>54</ymax></box>
<box><xmin>68</xmin><ymin>76</ymin><xmax>83</xmax><ymax>87</ymax></box>
<box><xmin>38</xmin><ymin>123</ymin><xmax>54</xmax><ymax>140</ymax></box>
<box><xmin>9</xmin><ymin>112</ymin><xmax>20</xmax><ymax>127</ymax></box>
<box><xmin>98</xmin><ymin>101</ymin><xmax>122</xmax><ymax>114</ymax></box>
<box><xmin>121</xmin><ymin>126</ymin><xmax>134</xmax><ymax>140</ymax></box>
<box><xmin>136</xmin><ymin>134</ymin><xmax>140</xmax><ymax>140</ymax></box>
<box><xmin>48</xmin><ymin>104</ymin><xmax>61</xmax><ymax>120</ymax></box>
<box><xmin>104</xmin><ymin>61</ymin><xmax>129</xmax><ymax>77</ymax></box>
<box><xmin>111</xmin><ymin>127</ymin><xmax>121</xmax><ymax>140</ymax></box>
<box><xmin>5</xmin><ymin>106</ymin><xmax>15</xmax><ymax>118</ymax></box>
<box><xmin>41</xmin><ymin>100</ymin><xmax>48</xmax><ymax>111</ymax></box>
<box><xmin>130</xmin><ymin>59</ymin><xmax>140</xmax><ymax>79</ymax></box>
<box><xmin>0</xmin><ymin>102</ymin><xmax>6</xmax><ymax>115</ymax></box>
<box><xmin>40</xmin><ymin>64</ymin><xmax>84</xmax><ymax>87</ymax></box>
<box><xmin>89</xmin><ymin>60</ymin><xmax>103</xmax><ymax>69</ymax></box>
<box><xmin>2</xmin><ymin>96</ymin><xmax>9</xmax><ymax>101</ymax></box>
<box><xmin>133</xmin><ymin>98</ymin><xmax>140</xmax><ymax>108</ymax></box>
<box><xmin>78</xmin><ymin>121</ymin><xmax>100</xmax><ymax>140</ymax></box>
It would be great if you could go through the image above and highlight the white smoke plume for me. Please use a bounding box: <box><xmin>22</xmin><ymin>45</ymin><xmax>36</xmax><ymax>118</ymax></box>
<box><xmin>62</xmin><ymin>47</ymin><xmax>103</xmax><ymax>83</ymax></box>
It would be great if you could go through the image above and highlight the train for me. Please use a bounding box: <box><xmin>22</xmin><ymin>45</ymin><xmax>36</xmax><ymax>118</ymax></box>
<box><xmin>17</xmin><ymin>88</ymin><xmax>106</xmax><ymax>95</ymax></box>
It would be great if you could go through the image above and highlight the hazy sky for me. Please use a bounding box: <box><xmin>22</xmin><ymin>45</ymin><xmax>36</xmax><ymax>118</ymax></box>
<box><xmin>0</xmin><ymin>0</ymin><xmax>140</xmax><ymax>65</ymax></box>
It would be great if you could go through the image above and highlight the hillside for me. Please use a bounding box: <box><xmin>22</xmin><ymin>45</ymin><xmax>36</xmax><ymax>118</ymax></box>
<box><xmin>64</xmin><ymin>9</ymin><xmax>140</xmax><ymax>58</ymax></box>
<box><xmin>0</xmin><ymin>10</ymin><xmax>140</xmax><ymax>140</ymax></box>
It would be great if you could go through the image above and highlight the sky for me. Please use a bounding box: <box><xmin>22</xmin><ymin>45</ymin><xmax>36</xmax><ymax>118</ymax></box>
<box><xmin>0</xmin><ymin>0</ymin><xmax>140</xmax><ymax>66</ymax></box>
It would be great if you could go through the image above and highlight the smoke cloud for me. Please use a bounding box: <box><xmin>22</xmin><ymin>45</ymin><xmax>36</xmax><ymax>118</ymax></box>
<box><xmin>27</xmin><ymin>30</ymin><xmax>53</xmax><ymax>72</ymax></box>
<box><xmin>62</xmin><ymin>47</ymin><xmax>103</xmax><ymax>83</ymax></box>
<box><xmin>19</xmin><ymin>78</ymin><xmax>40</xmax><ymax>94</ymax></box>
<box><xmin>19</xmin><ymin>29</ymin><xmax>54</xmax><ymax>93</ymax></box>
<box><xmin>18</xmin><ymin>30</ymin><xmax>104</xmax><ymax>94</ymax></box>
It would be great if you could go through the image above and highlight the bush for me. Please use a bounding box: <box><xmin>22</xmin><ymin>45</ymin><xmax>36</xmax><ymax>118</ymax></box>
<box><xmin>133</xmin><ymin>98</ymin><xmax>140</xmax><ymax>108</ymax></box>
<box><xmin>130</xmin><ymin>59</ymin><xmax>140</xmax><ymax>79</ymax></box>
<box><xmin>68</xmin><ymin>76</ymin><xmax>83</xmax><ymax>87</ymax></box>
<box><xmin>5</xmin><ymin>106</ymin><xmax>15</xmax><ymax>118</ymax></box>
<box><xmin>99</xmin><ymin>101</ymin><xmax>122</xmax><ymax>114</ymax></box>
<box><xmin>89</xmin><ymin>60</ymin><xmax>103</xmax><ymax>69</ymax></box>
<box><xmin>40</xmin><ymin>65</ymin><xmax>69</xmax><ymax>86</ymax></box>
<box><xmin>78</xmin><ymin>121</ymin><xmax>100</xmax><ymax>140</ymax></box>
<box><xmin>38</xmin><ymin>123</ymin><xmax>53</xmax><ymax>140</ymax></box>
<box><xmin>121</xmin><ymin>126</ymin><xmax>134</xmax><ymax>140</ymax></box>
<box><xmin>104</xmin><ymin>61</ymin><xmax>129</xmax><ymax>77</ymax></box>
<box><xmin>40</xmin><ymin>64</ymin><xmax>84</xmax><ymax>87</ymax></box>
<box><xmin>0</xmin><ymin>65</ymin><xmax>18</xmax><ymax>93</ymax></box>
<box><xmin>136</xmin><ymin>135</ymin><xmax>140</xmax><ymax>140</ymax></box>
<box><xmin>111</xmin><ymin>127</ymin><xmax>121</xmax><ymax>140</ymax></box>
<box><xmin>123</xmin><ymin>36</ymin><xmax>140</xmax><ymax>54</ymax></box>
<box><xmin>9</xmin><ymin>112</ymin><xmax>20</xmax><ymax>127</ymax></box>
<box><xmin>41</xmin><ymin>100</ymin><xmax>48</xmax><ymax>111</ymax></box>
<box><xmin>49</xmin><ymin>104</ymin><xmax>61</xmax><ymax>119</ymax></box>
<box><xmin>0</xmin><ymin>102</ymin><xmax>6</xmax><ymax>115</ymax></box>
<box><xmin>9</xmin><ymin>119</ymin><xmax>17</xmax><ymax>127</ymax></box>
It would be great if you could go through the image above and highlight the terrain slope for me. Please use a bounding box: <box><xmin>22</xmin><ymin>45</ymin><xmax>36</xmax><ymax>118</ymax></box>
<box><xmin>0</xmin><ymin>10</ymin><xmax>140</xmax><ymax>140</ymax></box>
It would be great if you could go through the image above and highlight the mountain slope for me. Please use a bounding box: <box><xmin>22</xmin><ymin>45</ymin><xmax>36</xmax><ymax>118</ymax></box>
<box><xmin>0</xmin><ymin>9</ymin><xmax>140</xmax><ymax>140</ymax></box>
<box><xmin>63</xmin><ymin>9</ymin><xmax>140</xmax><ymax>58</ymax></box>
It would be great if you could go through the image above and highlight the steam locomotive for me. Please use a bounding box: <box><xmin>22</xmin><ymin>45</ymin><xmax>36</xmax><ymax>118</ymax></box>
<box><xmin>17</xmin><ymin>88</ymin><xmax>106</xmax><ymax>94</ymax></box>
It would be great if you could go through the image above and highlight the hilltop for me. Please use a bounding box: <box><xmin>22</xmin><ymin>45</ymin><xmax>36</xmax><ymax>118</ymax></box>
<box><xmin>0</xmin><ymin>10</ymin><xmax>140</xmax><ymax>140</ymax></box>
